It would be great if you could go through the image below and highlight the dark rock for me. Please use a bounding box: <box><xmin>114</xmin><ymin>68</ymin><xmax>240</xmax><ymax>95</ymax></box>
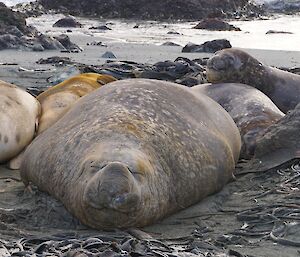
<box><xmin>182</xmin><ymin>39</ymin><xmax>232</xmax><ymax>53</ymax></box>
<box><xmin>266</xmin><ymin>30</ymin><xmax>293</xmax><ymax>34</ymax></box>
<box><xmin>36</xmin><ymin>56</ymin><xmax>74</xmax><ymax>65</ymax></box>
<box><xmin>53</xmin><ymin>16</ymin><xmax>82</xmax><ymax>28</ymax></box>
<box><xmin>36</xmin><ymin>34</ymin><xmax>65</xmax><ymax>50</ymax></box>
<box><xmin>88</xmin><ymin>25</ymin><xmax>111</xmax><ymax>30</ymax></box>
<box><xmin>32</xmin><ymin>44</ymin><xmax>45</xmax><ymax>51</ymax></box>
<box><xmin>161</xmin><ymin>42</ymin><xmax>181</xmax><ymax>46</ymax></box>
<box><xmin>133</xmin><ymin>24</ymin><xmax>139</xmax><ymax>28</ymax></box>
<box><xmin>54</xmin><ymin>34</ymin><xmax>82</xmax><ymax>52</ymax></box>
<box><xmin>66</xmin><ymin>29</ymin><xmax>72</xmax><ymax>32</ymax></box>
<box><xmin>0</xmin><ymin>2</ymin><xmax>29</xmax><ymax>34</ymax></box>
<box><xmin>167</xmin><ymin>31</ymin><xmax>181</xmax><ymax>35</ymax></box>
<box><xmin>260</xmin><ymin>0</ymin><xmax>300</xmax><ymax>13</ymax></box>
<box><xmin>87</xmin><ymin>41</ymin><xmax>107</xmax><ymax>47</ymax></box>
<box><xmin>193</xmin><ymin>18</ymin><xmax>241</xmax><ymax>31</ymax></box>
<box><xmin>38</xmin><ymin>0</ymin><xmax>259</xmax><ymax>21</ymax></box>
<box><xmin>101</xmin><ymin>51</ymin><xmax>117</xmax><ymax>59</ymax></box>
<box><xmin>0</xmin><ymin>34</ymin><xmax>21</xmax><ymax>50</ymax></box>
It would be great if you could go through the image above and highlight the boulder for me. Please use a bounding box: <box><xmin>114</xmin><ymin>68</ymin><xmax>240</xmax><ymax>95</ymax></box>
<box><xmin>193</xmin><ymin>18</ymin><xmax>241</xmax><ymax>31</ymax></box>
<box><xmin>53</xmin><ymin>17</ymin><xmax>82</xmax><ymax>28</ymax></box>
<box><xmin>182</xmin><ymin>39</ymin><xmax>232</xmax><ymax>53</ymax></box>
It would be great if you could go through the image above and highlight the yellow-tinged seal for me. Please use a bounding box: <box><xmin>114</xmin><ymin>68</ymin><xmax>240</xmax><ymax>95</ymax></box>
<box><xmin>37</xmin><ymin>73</ymin><xmax>116</xmax><ymax>134</ymax></box>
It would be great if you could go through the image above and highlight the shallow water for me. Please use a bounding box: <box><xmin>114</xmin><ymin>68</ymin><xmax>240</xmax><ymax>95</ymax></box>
<box><xmin>27</xmin><ymin>14</ymin><xmax>300</xmax><ymax>51</ymax></box>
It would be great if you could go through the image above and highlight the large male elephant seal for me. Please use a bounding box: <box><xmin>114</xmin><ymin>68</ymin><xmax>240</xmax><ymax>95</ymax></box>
<box><xmin>0</xmin><ymin>80</ymin><xmax>40</xmax><ymax>164</ymax></box>
<box><xmin>21</xmin><ymin>79</ymin><xmax>241</xmax><ymax>229</ymax></box>
<box><xmin>206</xmin><ymin>48</ymin><xmax>300</xmax><ymax>113</ymax></box>
<box><xmin>37</xmin><ymin>73</ymin><xmax>116</xmax><ymax>134</ymax></box>
<box><xmin>191</xmin><ymin>83</ymin><xmax>284</xmax><ymax>159</ymax></box>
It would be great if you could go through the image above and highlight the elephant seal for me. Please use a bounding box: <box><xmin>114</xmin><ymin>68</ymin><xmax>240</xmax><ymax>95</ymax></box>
<box><xmin>191</xmin><ymin>83</ymin><xmax>284</xmax><ymax>159</ymax></box>
<box><xmin>0</xmin><ymin>80</ymin><xmax>40</xmax><ymax>164</ymax></box>
<box><xmin>21</xmin><ymin>78</ymin><xmax>241</xmax><ymax>229</ymax></box>
<box><xmin>206</xmin><ymin>48</ymin><xmax>300</xmax><ymax>113</ymax></box>
<box><xmin>37</xmin><ymin>73</ymin><xmax>116</xmax><ymax>134</ymax></box>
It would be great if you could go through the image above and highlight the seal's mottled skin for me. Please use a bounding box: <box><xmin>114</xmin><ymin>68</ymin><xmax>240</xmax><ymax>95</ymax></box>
<box><xmin>206</xmin><ymin>48</ymin><xmax>300</xmax><ymax>113</ymax></box>
<box><xmin>0</xmin><ymin>80</ymin><xmax>40</xmax><ymax>163</ymax></box>
<box><xmin>37</xmin><ymin>73</ymin><xmax>116</xmax><ymax>134</ymax></box>
<box><xmin>21</xmin><ymin>79</ymin><xmax>241</xmax><ymax>229</ymax></box>
<box><xmin>191</xmin><ymin>83</ymin><xmax>284</xmax><ymax>159</ymax></box>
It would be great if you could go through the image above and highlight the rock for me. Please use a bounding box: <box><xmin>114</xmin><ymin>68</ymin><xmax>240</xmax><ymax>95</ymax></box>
<box><xmin>260</xmin><ymin>0</ymin><xmax>300</xmax><ymax>13</ymax></box>
<box><xmin>36</xmin><ymin>56</ymin><xmax>74</xmax><ymax>65</ymax></box>
<box><xmin>0</xmin><ymin>34</ymin><xmax>21</xmax><ymax>50</ymax></box>
<box><xmin>167</xmin><ymin>31</ymin><xmax>181</xmax><ymax>35</ymax></box>
<box><xmin>54</xmin><ymin>34</ymin><xmax>82</xmax><ymax>52</ymax></box>
<box><xmin>193</xmin><ymin>18</ymin><xmax>241</xmax><ymax>31</ymax></box>
<box><xmin>36</xmin><ymin>34</ymin><xmax>65</xmax><ymax>50</ymax></box>
<box><xmin>88</xmin><ymin>25</ymin><xmax>111</xmax><ymax>30</ymax></box>
<box><xmin>161</xmin><ymin>42</ymin><xmax>181</xmax><ymax>46</ymax></box>
<box><xmin>266</xmin><ymin>30</ymin><xmax>293</xmax><ymax>34</ymax></box>
<box><xmin>133</xmin><ymin>24</ymin><xmax>139</xmax><ymax>28</ymax></box>
<box><xmin>53</xmin><ymin>17</ymin><xmax>82</xmax><ymax>28</ymax></box>
<box><xmin>182</xmin><ymin>39</ymin><xmax>232</xmax><ymax>53</ymax></box>
<box><xmin>87</xmin><ymin>41</ymin><xmax>107</xmax><ymax>47</ymax></box>
<box><xmin>0</xmin><ymin>3</ymin><xmax>29</xmax><ymax>34</ymax></box>
<box><xmin>101</xmin><ymin>51</ymin><xmax>116</xmax><ymax>59</ymax></box>
<box><xmin>38</xmin><ymin>0</ymin><xmax>259</xmax><ymax>20</ymax></box>
<box><xmin>32</xmin><ymin>44</ymin><xmax>45</xmax><ymax>51</ymax></box>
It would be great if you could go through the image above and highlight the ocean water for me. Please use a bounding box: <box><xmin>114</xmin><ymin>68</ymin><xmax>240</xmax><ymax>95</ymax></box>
<box><xmin>27</xmin><ymin>13</ymin><xmax>300</xmax><ymax>51</ymax></box>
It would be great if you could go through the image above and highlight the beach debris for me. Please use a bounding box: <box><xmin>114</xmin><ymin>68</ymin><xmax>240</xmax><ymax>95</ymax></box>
<box><xmin>101</xmin><ymin>51</ymin><xmax>117</xmax><ymax>59</ymax></box>
<box><xmin>36</xmin><ymin>56</ymin><xmax>74</xmax><ymax>66</ymax></box>
<box><xmin>53</xmin><ymin>16</ymin><xmax>82</xmax><ymax>28</ymax></box>
<box><xmin>266</xmin><ymin>30</ymin><xmax>293</xmax><ymax>34</ymax></box>
<box><xmin>193</xmin><ymin>18</ymin><xmax>241</xmax><ymax>31</ymax></box>
<box><xmin>82</xmin><ymin>57</ymin><xmax>207</xmax><ymax>86</ymax></box>
<box><xmin>182</xmin><ymin>39</ymin><xmax>232</xmax><ymax>53</ymax></box>
<box><xmin>88</xmin><ymin>25</ymin><xmax>112</xmax><ymax>30</ymax></box>
<box><xmin>87</xmin><ymin>41</ymin><xmax>107</xmax><ymax>47</ymax></box>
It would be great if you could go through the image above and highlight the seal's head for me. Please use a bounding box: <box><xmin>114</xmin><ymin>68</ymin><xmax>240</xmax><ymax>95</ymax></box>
<box><xmin>78</xmin><ymin>141</ymin><xmax>162</xmax><ymax>229</ymax></box>
<box><xmin>206</xmin><ymin>48</ymin><xmax>262</xmax><ymax>83</ymax></box>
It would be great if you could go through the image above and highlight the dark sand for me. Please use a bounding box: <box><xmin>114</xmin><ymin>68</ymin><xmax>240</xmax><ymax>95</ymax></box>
<box><xmin>0</xmin><ymin>40</ymin><xmax>299</xmax><ymax>256</ymax></box>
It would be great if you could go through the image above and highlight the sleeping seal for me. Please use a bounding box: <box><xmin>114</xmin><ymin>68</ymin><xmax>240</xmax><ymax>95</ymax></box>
<box><xmin>21</xmin><ymin>79</ymin><xmax>241</xmax><ymax>229</ymax></box>
<box><xmin>191</xmin><ymin>83</ymin><xmax>284</xmax><ymax>159</ymax></box>
<box><xmin>206</xmin><ymin>48</ymin><xmax>300</xmax><ymax>113</ymax></box>
<box><xmin>37</xmin><ymin>73</ymin><xmax>116</xmax><ymax>134</ymax></box>
<box><xmin>0</xmin><ymin>80</ymin><xmax>40</xmax><ymax>164</ymax></box>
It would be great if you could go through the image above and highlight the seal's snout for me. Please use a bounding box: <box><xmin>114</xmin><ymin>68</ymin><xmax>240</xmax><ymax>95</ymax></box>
<box><xmin>83</xmin><ymin>162</ymin><xmax>141</xmax><ymax>213</ymax></box>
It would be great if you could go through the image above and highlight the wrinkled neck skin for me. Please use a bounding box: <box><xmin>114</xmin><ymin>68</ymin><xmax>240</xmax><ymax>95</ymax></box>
<box><xmin>64</xmin><ymin>136</ymin><xmax>169</xmax><ymax>229</ymax></box>
<box><xmin>207</xmin><ymin>51</ymin><xmax>300</xmax><ymax>113</ymax></box>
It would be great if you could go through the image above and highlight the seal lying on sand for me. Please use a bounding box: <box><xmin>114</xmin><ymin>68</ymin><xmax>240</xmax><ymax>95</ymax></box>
<box><xmin>37</xmin><ymin>73</ymin><xmax>116</xmax><ymax>134</ymax></box>
<box><xmin>0</xmin><ymin>80</ymin><xmax>40</xmax><ymax>164</ymax></box>
<box><xmin>191</xmin><ymin>83</ymin><xmax>284</xmax><ymax>159</ymax></box>
<box><xmin>206</xmin><ymin>48</ymin><xmax>300</xmax><ymax>113</ymax></box>
<box><xmin>21</xmin><ymin>79</ymin><xmax>241</xmax><ymax>229</ymax></box>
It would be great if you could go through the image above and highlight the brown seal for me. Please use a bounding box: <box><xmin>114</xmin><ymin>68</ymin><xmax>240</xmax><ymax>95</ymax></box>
<box><xmin>0</xmin><ymin>80</ymin><xmax>40</xmax><ymax>164</ymax></box>
<box><xmin>206</xmin><ymin>48</ymin><xmax>300</xmax><ymax>113</ymax></box>
<box><xmin>37</xmin><ymin>73</ymin><xmax>116</xmax><ymax>134</ymax></box>
<box><xmin>191</xmin><ymin>83</ymin><xmax>284</xmax><ymax>159</ymax></box>
<box><xmin>21</xmin><ymin>78</ymin><xmax>241</xmax><ymax>229</ymax></box>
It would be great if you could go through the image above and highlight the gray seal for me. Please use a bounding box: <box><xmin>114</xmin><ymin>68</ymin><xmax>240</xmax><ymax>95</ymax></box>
<box><xmin>191</xmin><ymin>83</ymin><xmax>284</xmax><ymax>159</ymax></box>
<box><xmin>206</xmin><ymin>48</ymin><xmax>300</xmax><ymax>113</ymax></box>
<box><xmin>21</xmin><ymin>79</ymin><xmax>241</xmax><ymax>229</ymax></box>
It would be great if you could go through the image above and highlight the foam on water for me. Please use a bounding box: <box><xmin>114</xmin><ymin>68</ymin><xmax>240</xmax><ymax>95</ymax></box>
<box><xmin>27</xmin><ymin>14</ymin><xmax>300</xmax><ymax>51</ymax></box>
